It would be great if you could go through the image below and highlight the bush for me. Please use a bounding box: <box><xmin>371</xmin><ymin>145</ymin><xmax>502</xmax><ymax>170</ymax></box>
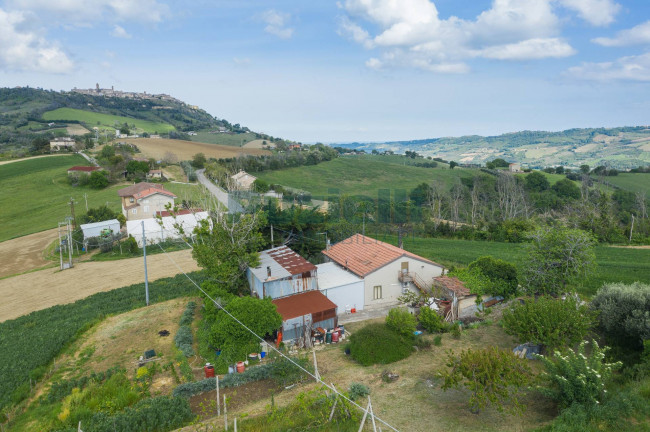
<box><xmin>536</xmin><ymin>340</ymin><xmax>621</xmax><ymax>409</ymax></box>
<box><xmin>348</xmin><ymin>383</ymin><xmax>370</xmax><ymax>401</ymax></box>
<box><xmin>86</xmin><ymin>396</ymin><xmax>192</xmax><ymax>432</ymax></box>
<box><xmin>468</xmin><ymin>256</ymin><xmax>518</xmax><ymax>299</ymax></box>
<box><xmin>418</xmin><ymin>307</ymin><xmax>445</xmax><ymax>333</ymax></box>
<box><xmin>591</xmin><ymin>282</ymin><xmax>650</xmax><ymax>350</ymax></box>
<box><xmin>386</xmin><ymin>308</ymin><xmax>416</xmax><ymax>337</ymax></box>
<box><xmin>174</xmin><ymin>326</ymin><xmax>194</xmax><ymax>357</ymax></box>
<box><xmin>502</xmin><ymin>296</ymin><xmax>596</xmax><ymax>351</ymax></box>
<box><xmin>124</xmin><ymin>235</ymin><xmax>138</xmax><ymax>254</ymax></box>
<box><xmin>89</xmin><ymin>170</ymin><xmax>109</xmax><ymax>189</ymax></box>
<box><xmin>348</xmin><ymin>323</ymin><xmax>413</xmax><ymax>366</ymax></box>
<box><xmin>179</xmin><ymin>301</ymin><xmax>196</xmax><ymax>326</ymax></box>
<box><xmin>433</xmin><ymin>335</ymin><xmax>442</xmax><ymax>346</ymax></box>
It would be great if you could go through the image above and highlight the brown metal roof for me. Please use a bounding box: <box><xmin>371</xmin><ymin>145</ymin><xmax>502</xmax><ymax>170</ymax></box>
<box><xmin>434</xmin><ymin>276</ymin><xmax>470</xmax><ymax>297</ymax></box>
<box><xmin>117</xmin><ymin>182</ymin><xmax>176</xmax><ymax>199</ymax></box>
<box><xmin>267</xmin><ymin>246</ymin><xmax>316</xmax><ymax>275</ymax></box>
<box><xmin>272</xmin><ymin>290</ymin><xmax>337</xmax><ymax>320</ymax></box>
<box><xmin>322</xmin><ymin>233</ymin><xmax>442</xmax><ymax>277</ymax></box>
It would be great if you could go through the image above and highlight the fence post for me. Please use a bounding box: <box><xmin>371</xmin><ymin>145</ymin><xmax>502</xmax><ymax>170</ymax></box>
<box><xmin>224</xmin><ymin>394</ymin><xmax>228</xmax><ymax>431</ymax></box>
<box><xmin>216</xmin><ymin>375</ymin><xmax>220</xmax><ymax>416</ymax></box>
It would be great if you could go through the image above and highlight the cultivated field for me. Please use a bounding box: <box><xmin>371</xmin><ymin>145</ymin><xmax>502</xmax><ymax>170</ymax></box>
<box><xmin>0</xmin><ymin>228</ymin><xmax>58</xmax><ymax>278</ymax></box>
<box><xmin>42</xmin><ymin>108</ymin><xmax>175</xmax><ymax>134</ymax></box>
<box><xmin>243</xmin><ymin>139</ymin><xmax>273</xmax><ymax>149</ymax></box>
<box><xmin>0</xmin><ymin>249</ymin><xmax>197</xmax><ymax>322</ymax></box>
<box><xmin>602</xmin><ymin>172</ymin><xmax>650</xmax><ymax>198</ymax></box>
<box><xmin>256</xmin><ymin>155</ymin><xmax>474</xmax><ymax>197</ymax></box>
<box><xmin>0</xmin><ymin>153</ymin><xmax>69</xmax><ymax>166</ymax></box>
<box><xmin>189</xmin><ymin>131</ymin><xmax>259</xmax><ymax>147</ymax></box>
<box><xmin>122</xmin><ymin>138</ymin><xmax>270</xmax><ymax>161</ymax></box>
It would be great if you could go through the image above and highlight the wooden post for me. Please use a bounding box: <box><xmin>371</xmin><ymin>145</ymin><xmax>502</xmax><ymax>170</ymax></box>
<box><xmin>224</xmin><ymin>394</ymin><xmax>228</xmax><ymax>431</ymax></box>
<box><xmin>234</xmin><ymin>417</ymin><xmax>237</xmax><ymax>432</ymax></box>
<box><xmin>313</xmin><ymin>348</ymin><xmax>320</xmax><ymax>383</ymax></box>
<box><xmin>216</xmin><ymin>375</ymin><xmax>220</xmax><ymax>416</ymax></box>
<box><xmin>358</xmin><ymin>399</ymin><xmax>370</xmax><ymax>432</ymax></box>
<box><xmin>368</xmin><ymin>396</ymin><xmax>377</xmax><ymax>432</ymax></box>
<box><xmin>328</xmin><ymin>392</ymin><xmax>339</xmax><ymax>422</ymax></box>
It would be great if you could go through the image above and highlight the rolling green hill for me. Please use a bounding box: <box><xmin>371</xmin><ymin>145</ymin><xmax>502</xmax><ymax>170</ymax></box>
<box><xmin>256</xmin><ymin>155</ymin><xmax>474</xmax><ymax>198</ymax></box>
<box><xmin>42</xmin><ymin>108</ymin><xmax>175</xmax><ymax>134</ymax></box>
<box><xmin>601</xmin><ymin>172</ymin><xmax>650</xmax><ymax>198</ymax></box>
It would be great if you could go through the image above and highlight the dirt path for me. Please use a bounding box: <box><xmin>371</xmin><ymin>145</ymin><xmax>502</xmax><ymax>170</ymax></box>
<box><xmin>0</xmin><ymin>228</ymin><xmax>59</xmax><ymax>278</ymax></box>
<box><xmin>611</xmin><ymin>245</ymin><xmax>650</xmax><ymax>249</ymax></box>
<box><xmin>0</xmin><ymin>249</ymin><xmax>199</xmax><ymax>322</ymax></box>
<box><xmin>0</xmin><ymin>153</ymin><xmax>69</xmax><ymax>166</ymax></box>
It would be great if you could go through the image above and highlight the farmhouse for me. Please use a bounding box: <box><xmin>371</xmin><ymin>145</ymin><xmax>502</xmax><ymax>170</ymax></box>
<box><xmin>323</xmin><ymin>234</ymin><xmax>445</xmax><ymax>309</ymax></box>
<box><xmin>272</xmin><ymin>290</ymin><xmax>337</xmax><ymax>344</ymax></box>
<box><xmin>316</xmin><ymin>262</ymin><xmax>365</xmax><ymax>312</ymax></box>
<box><xmin>509</xmin><ymin>162</ymin><xmax>522</xmax><ymax>172</ymax></box>
<box><xmin>231</xmin><ymin>170</ymin><xmax>257</xmax><ymax>191</ymax></box>
<box><xmin>247</xmin><ymin>246</ymin><xmax>318</xmax><ymax>299</ymax></box>
<box><xmin>67</xmin><ymin>166</ymin><xmax>102</xmax><ymax>175</ymax></box>
<box><xmin>126</xmin><ymin>210</ymin><xmax>210</xmax><ymax>247</ymax></box>
<box><xmin>147</xmin><ymin>169</ymin><xmax>163</xmax><ymax>179</ymax></box>
<box><xmin>118</xmin><ymin>182</ymin><xmax>176</xmax><ymax>221</ymax></box>
<box><xmin>49</xmin><ymin>137</ymin><xmax>76</xmax><ymax>151</ymax></box>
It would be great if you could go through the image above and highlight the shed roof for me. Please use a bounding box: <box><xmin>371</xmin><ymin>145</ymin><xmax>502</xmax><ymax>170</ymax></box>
<box><xmin>272</xmin><ymin>290</ymin><xmax>337</xmax><ymax>321</ymax></box>
<box><xmin>316</xmin><ymin>262</ymin><xmax>363</xmax><ymax>290</ymax></box>
<box><xmin>117</xmin><ymin>182</ymin><xmax>176</xmax><ymax>199</ymax></box>
<box><xmin>322</xmin><ymin>234</ymin><xmax>442</xmax><ymax>277</ymax></box>
<box><xmin>434</xmin><ymin>276</ymin><xmax>470</xmax><ymax>297</ymax></box>
<box><xmin>249</xmin><ymin>246</ymin><xmax>317</xmax><ymax>282</ymax></box>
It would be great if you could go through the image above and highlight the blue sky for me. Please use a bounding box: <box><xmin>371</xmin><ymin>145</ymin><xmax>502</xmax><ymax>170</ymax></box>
<box><xmin>0</xmin><ymin>0</ymin><xmax>649</xmax><ymax>143</ymax></box>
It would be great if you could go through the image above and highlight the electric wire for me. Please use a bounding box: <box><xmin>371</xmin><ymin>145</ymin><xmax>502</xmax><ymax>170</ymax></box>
<box><xmin>154</xmin><ymin>241</ymin><xmax>400</xmax><ymax>432</ymax></box>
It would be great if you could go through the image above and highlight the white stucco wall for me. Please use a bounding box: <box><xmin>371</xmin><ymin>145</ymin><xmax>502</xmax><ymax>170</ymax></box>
<box><xmin>320</xmin><ymin>280</ymin><xmax>365</xmax><ymax>312</ymax></box>
<box><xmin>126</xmin><ymin>193</ymin><xmax>174</xmax><ymax>221</ymax></box>
<box><xmin>362</xmin><ymin>257</ymin><xmax>444</xmax><ymax>309</ymax></box>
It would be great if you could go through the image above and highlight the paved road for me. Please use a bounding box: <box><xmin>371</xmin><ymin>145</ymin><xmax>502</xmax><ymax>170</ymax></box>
<box><xmin>196</xmin><ymin>169</ymin><xmax>243</xmax><ymax>213</ymax></box>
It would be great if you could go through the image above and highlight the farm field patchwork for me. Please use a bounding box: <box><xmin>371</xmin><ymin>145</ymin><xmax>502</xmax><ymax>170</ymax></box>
<box><xmin>601</xmin><ymin>172</ymin><xmax>650</xmax><ymax>198</ymax></box>
<box><xmin>0</xmin><ymin>228</ymin><xmax>58</xmax><ymax>278</ymax></box>
<box><xmin>122</xmin><ymin>138</ymin><xmax>270</xmax><ymax>161</ymax></box>
<box><xmin>256</xmin><ymin>155</ymin><xmax>475</xmax><ymax>197</ymax></box>
<box><xmin>189</xmin><ymin>131</ymin><xmax>259</xmax><ymax>147</ymax></box>
<box><xmin>42</xmin><ymin>107</ymin><xmax>175</xmax><ymax>134</ymax></box>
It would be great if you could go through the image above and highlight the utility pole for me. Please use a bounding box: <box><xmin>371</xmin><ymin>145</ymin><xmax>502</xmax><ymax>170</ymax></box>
<box><xmin>270</xmin><ymin>224</ymin><xmax>274</xmax><ymax>247</ymax></box>
<box><xmin>69</xmin><ymin>198</ymin><xmax>76</xmax><ymax>228</ymax></box>
<box><xmin>67</xmin><ymin>220</ymin><xmax>73</xmax><ymax>268</ymax></box>
<box><xmin>83</xmin><ymin>193</ymin><xmax>88</xmax><ymax>212</ymax></box>
<box><xmin>142</xmin><ymin>222</ymin><xmax>149</xmax><ymax>306</ymax></box>
<box><xmin>630</xmin><ymin>214</ymin><xmax>635</xmax><ymax>243</ymax></box>
<box><xmin>58</xmin><ymin>222</ymin><xmax>64</xmax><ymax>270</ymax></box>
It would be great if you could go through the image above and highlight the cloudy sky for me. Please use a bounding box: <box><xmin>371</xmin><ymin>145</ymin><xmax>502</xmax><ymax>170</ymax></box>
<box><xmin>0</xmin><ymin>0</ymin><xmax>649</xmax><ymax>143</ymax></box>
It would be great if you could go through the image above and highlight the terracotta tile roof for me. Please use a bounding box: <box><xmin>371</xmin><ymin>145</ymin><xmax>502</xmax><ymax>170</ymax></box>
<box><xmin>118</xmin><ymin>182</ymin><xmax>176</xmax><ymax>199</ymax></box>
<box><xmin>322</xmin><ymin>233</ymin><xmax>442</xmax><ymax>277</ymax></box>
<box><xmin>155</xmin><ymin>208</ymin><xmax>203</xmax><ymax>217</ymax></box>
<box><xmin>272</xmin><ymin>290</ymin><xmax>337</xmax><ymax>320</ymax></box>
<box><xmin>67</xmin><ymin>166</ymin><xmax>101</xmax><ymax>172</ymax></box>
<box><xmin>434</xmin><ymin>276</ymin><xmax>470</xmax><ymax>297</ymax></box>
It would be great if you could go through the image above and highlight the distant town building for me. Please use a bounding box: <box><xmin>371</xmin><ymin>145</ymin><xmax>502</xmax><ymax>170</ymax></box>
<box><xmin>509</xmin><ymin>163</ymin><xmax>522</xmax><ymax>173</ymax></box>
<box><xmin>230</xmin><ymin>170</ymin><xmax>257</xmax><ymax>191</ymax></box>
<box><xmin>50</xmin><ymin>137</ymin><xmax>76</xmax><ymax>151</ymax></box>
<box><xmin>118</xmin><ymin>182</ymin><xmax>177</xmax><ymax>221</ymax></box>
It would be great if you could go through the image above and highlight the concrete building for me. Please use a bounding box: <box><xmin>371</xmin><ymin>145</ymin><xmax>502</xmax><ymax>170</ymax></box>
<box><xmin>323</xmin><ymin>234</ymin><xmax>445</xmax><ymax>310</ymax></box>
<box><xmin>247</xmin><ymin>246</ymin><xmax>318</xmax><ymax>299</ymax></box>
<box><xmin>118</xmin><ymin>182</ymin><xmax>177</xmax><ymax>221</ymax></box>
<box><xmin>316</xmin><ymin>262</ymin><xmax>365</xmax><ymax>312</ymax></box>
<box><xmin>126</xmin><ymin>210</ymin><xmax>209</xmax><ymax>247</ymax></box>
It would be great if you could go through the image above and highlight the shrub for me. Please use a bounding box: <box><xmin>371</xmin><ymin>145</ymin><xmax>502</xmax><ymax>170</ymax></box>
<box><xmin>536</xmin><ymin>340</ymin><xmax>621</xmax><ymax>408</ymax></box>
<box><xmin>418</xmin><ymin>307</ymin><xmax>444</xmax><ymax>333</ymax></box>
<box><xmin>433</xmin><ymin>335</ymin><xmax>442</xmax><ymax>346</ymax></box>
<box><xmin>591</xmin><ymin>282</ymin><xmax>650</xmax><ymax>350</ymax></box>
<box><xmin>348</xmin><ymin>383</ymin><xmax>370</xmax><ymax>401</ymax></box>
<box><xmin>502</xmin><ymin>296</ymin><xmax>596</xmax><ymax>351</ymax></box>
<box><xmin>124</xmin><ymin>235</ymin><xmax>138</xmax><ymax>254</ymax></box>
<box><xmin>386</xmin><ymin>308</ymin><xmax>416</xmax><ymax>337</ymax></box>
<box><xmin>174</xmin><ymin>326</ymin><xmax>194</xmax><ymax>357</ymax></box>
<box><xmin>179</xmin><ymin>301</ymin><xmax>196</xmax><ymax>326</ymax></box>
<box><xmin>468</xmin><ymin>256</ymin><xmax>518</xmax><ymax>299</ymax></box>
<box><xmin>349</xmin><ymin>323</ymin><xmax>413</xmax><ymax>366</ymax></box>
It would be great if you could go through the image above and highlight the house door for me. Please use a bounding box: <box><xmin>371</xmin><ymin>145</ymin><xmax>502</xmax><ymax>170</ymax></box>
<box><xmin>401</xmin><ymin>262</ymin><xmax>409</xmax><ymax>273</ymax></box>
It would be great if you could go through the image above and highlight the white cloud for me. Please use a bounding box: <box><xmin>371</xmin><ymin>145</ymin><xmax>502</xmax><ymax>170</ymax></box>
<box><xmin>110</xmin><ymin>25</ymin><xmax>131</xmax><ymax>39</ymax></box>
<box><xmin>7</xmin><ymin>0</ymin><xmax>170</xmax><ymax>24</ymax></box>
<box><xmin>339</xmin><ymin>0</ymin><xmax>620</xmax><ymax>72</ymax></box>
<box><xmin>593</xmin><ymin>20</ymin><xmax>650</xmax><ymax>47</ymax></box>
<box><xmin>233</xmin><ymin>57</ymin><xmax>251</xmax><ymax>65</ymax></box>
<box><xmin>261</xmin><ymin>9</ymin><xmax>294</xmax><ymax>39</ymax></box>
<box><xmin>556</xmin><ymin>0</ymin><xmax>621</xmax><ymax>27</ymax></box>
<box><xmin>0</xmin><ymin>8</ymin><xmax>73</xmax><ymax>73</ymax></box>
<box><xmin>481</xmin><ymin>38</ymin><xmax>576</xmax><ymax>60</ymax></box>
<box><xmin>566</xmin><ymin>52</ymin><xmax>650</xmax><ymax>81</ymax></box>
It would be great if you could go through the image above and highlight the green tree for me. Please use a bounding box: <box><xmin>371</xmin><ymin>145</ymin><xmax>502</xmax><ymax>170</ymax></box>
<box><xmin>89</xmin><ymin>170</ymin><xmax>109</xmax><ymax>189</ymax></box>
<box><xmin>210</xmin><ymin>296</ymin><xmax>282</xmax><ymax>361</ymax></box>
<box><xmin>490</xmin><ymin>158</ymin><xmax>510</xmax><ymax>168</ymax></box>
<box><xmin>524</xmin><ymin>171</ymin><xmax>550</xmax><ymax>192</ymax></box>
<box><xmin>468</xmin><ymin>256</ymin><xmax>518</xmax><ymax>299</ymax></box>
<box><xmin>409</xmin><ymin>183</ymin><xmax>431</xmax><ymax>207</ymax></box>
<box><xmin>126</xmin><ymin>160</ymin><xmax>150</xmax><ymax>177</ymax></box>
<box><xmin>580</xmin><ymin>164</ymin><xmax>590</xmax><ymax>174</ymax></box>
<box><xmin>521</xmin><ymin>227</ymin><xmax>596</xmax><ymax>295</ymax></box>
<box><xmin>536</xmin><ymin>340</ymin><xmax>621</xmax><ymax>408</ymax></box>
<box><xmin>100</xmin><ymin>145</ymin><xmax>115</xmax><ymax>159</ymax></box>
<box><xmin>191</xmin><ymin>152</ymin><xmax>206</xmax><ymax>169</ymax></box>
<box><xmin>449</xmin><ymin>161</ymin><xmax>458</xmax><ymax>169</ymax></box>
<box><xmin>82</xmin><ymin>205</ymin><xmax>118</xmax><ymax>223</ymax></box>
<box><xmin>418</xmin><ymin>307</ymin><xmax>445</xmax><ymax>333</ymax></box>
<box><xmin>119</xmin><ymin>123</ymin><xmax>130</xmax><ymax>135</ymax></box>
<box><xmin>253</xmin><ymin>179</ymin><xmax>270</xmax><ymax>193</ymax></box>
<box><xmin>385</xmin><ymin>308</ymin><xmax>416</xmax><ymax>337</ymax></box>
<box><xmin>502</xmin><ymin>296</ymin><xmax>596</xmax><ymax>351</ymax></box>
<box><xmin>552</xmin><ymin>179</ymin><xmax>581</xmax><ymax>200</ymax></box>
<box><xmin>192</xmin><ymin>211</ymin><xmax>267</xmax><ymax>295</ymax></box>
<box><xmin>591</xmin><ymin>282</ymin><xmax>650</xmax><ymax>350</ymax></box>
<box><xmin>439</xmin><ymin>347</ymin><xmax>531</xmax><ymax>414</ymax></box>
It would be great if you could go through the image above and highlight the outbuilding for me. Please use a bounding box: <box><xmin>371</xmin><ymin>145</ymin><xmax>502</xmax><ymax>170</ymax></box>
<box><xmin>126</xmin><ymin>210</ymin><xmax>209</xmax><ymax>247</ymax></box>
<box><xmin>247</xmin><ymin>246</ymin><xmax>318</xmax><ymax>299</ymax></box>
<box><xmin>80</xmin><ymin>219</ymin><xmax>120</xmax><ymax>240</ymax></box>
<box><xmin>316</xmin><ymin>262</ymin><xmax>365</xmax><ymax>312</ymax></box>
<box><xmin>272</xmin><ymin>290</ymin><xmax>338</xmax><ymax>344</ymax></box>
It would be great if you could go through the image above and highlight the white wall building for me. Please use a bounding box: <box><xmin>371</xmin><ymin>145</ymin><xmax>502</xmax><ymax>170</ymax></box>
<box><xmin>316</xmin><ymin>262</ymin><xmax>365</xmax><ymax>312</ymax></box>
<box><xmin>80</xmin><ymin>219</ymin><xmax>120</xmax><ymax>240</ymax></box>
<box><xmin>126</xmin><ymin>211</ymin><xmax>210</xmax><ymax>247</ymax></box>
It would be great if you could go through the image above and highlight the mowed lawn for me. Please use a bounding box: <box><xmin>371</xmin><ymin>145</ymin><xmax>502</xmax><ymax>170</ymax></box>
<box><xmin>257</xmin><ymin>155</ymin><xmax>475</xmax><ymax>198</ymax></box>
<box><xmin>372</xmin><ymin>234</ymin><xmax>650</xmax><ymax>296</ymax></box>
<box><xmin>0</xmin><ymin>155</ymin><xmax>125</xmax><ymax>242</ymax></box>
<box><xmin>42</xmin><ymin>108</ymin><xmax>175</xmax><ymax>134</ymax></box>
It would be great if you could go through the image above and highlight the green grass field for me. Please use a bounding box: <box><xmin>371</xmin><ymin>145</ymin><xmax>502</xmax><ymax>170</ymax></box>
<box><xmin>602</xmin><ymin>172</ymin><xmax>650</xmax><ymax>198</ymax></box>
<box><xmin>42</xmin><ymin>108</ymin><xmax>175</xmax><ymax>134</ymax></box>
<box><xmin>190</xmin><ymin>131</ymin><xmax>258</xmax><ymax>146</ymax></box>
<box><xmin>257</xmin><ymin>155</ymin><xmax>475</xmax><ymax>198</ymax></box>
<box><xmin>372</xmin><ymin>234</ymin><xmax>650</xmax><ymax>296</ymax></box>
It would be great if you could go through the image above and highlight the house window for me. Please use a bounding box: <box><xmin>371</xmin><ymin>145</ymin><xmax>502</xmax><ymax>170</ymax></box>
<box><xmin>131</xmin><ymin>209</ymin><xmax>137</xmax><ymax>215</ymax></box>
<box><xmin>373</xmin><ymin>285</ymin><xmax>382</xmax><ymax>300</ymax></box>
<box><xmin>143</xmin><ymin>206</ymin><xmax>149</xmax><ymax>213</ymax></box>
<box><xmin>129</xmin><ymin>198</ymin><xmax>134</xmax><ymax>203</ymax></box>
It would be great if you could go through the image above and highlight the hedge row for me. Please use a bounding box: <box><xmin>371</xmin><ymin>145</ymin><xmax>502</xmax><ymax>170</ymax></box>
<box><xmin>175</xmin><ymin>301</ymin><xmax>197</xmax><ymax>357</ymax></box>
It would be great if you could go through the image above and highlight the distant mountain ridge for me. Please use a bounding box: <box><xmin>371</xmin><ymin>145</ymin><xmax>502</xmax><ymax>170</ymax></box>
<box><xmin>333</xmin><ymin>126</ymin><xmax>650</xmax><ymax>169</ymax></box>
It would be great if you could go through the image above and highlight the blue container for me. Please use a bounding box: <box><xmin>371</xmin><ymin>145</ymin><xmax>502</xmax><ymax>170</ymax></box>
<box><xmin>260</xmin><ymin>351</ymin><xmax>266</xmax><ymax>359</ymax></box>
<box><xmin>215</xmin><ymin>349</ymin><xmax>222</xmax><ymax>356</ymax></box>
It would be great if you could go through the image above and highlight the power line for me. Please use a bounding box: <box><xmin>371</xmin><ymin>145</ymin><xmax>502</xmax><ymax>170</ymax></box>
<box><xmin>153</xmin><ymin>241</ymin><xmax>400</xmax><ymax>432</ymax></box>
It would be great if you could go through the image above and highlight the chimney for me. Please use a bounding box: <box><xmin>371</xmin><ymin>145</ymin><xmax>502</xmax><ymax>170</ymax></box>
<box><xmin>267</xmin><ymin>266</ymin><xmax>272</xmax><ymax>278</ymax></box>
<box><xmin>326</xmin><ymin>239</ymin><xmax>331</xmax><ymax>251</ymax></box>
